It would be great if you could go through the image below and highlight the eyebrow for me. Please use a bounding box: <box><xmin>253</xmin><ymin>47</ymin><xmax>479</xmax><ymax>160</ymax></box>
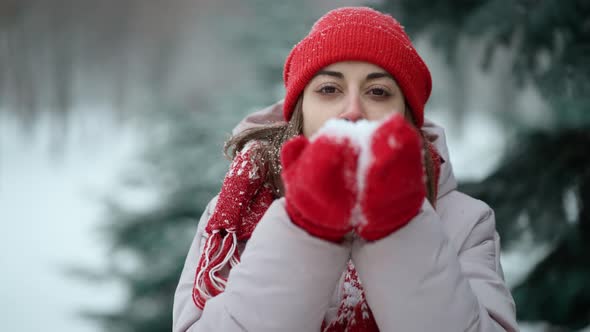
<box><xmin>313</xmin><ymin>70</ymin><xmax>394</xmax><ymax>81</ymax></box>
<box><xmin>314</xmin><ymin>70</ymin><xmax>344</xmax><ymax>79</ymax></box>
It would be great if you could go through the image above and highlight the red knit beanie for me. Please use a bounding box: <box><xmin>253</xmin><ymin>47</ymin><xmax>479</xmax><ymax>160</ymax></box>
<box><xmin>283</xmin><ymin>7</ymin><xmax>432</xmax><ymax>127</ymax></box>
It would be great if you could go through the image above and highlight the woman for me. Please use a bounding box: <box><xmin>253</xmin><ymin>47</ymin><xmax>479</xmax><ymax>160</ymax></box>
<box><xmin>173</xmin><ymin>7</ymin><xmax>518</xmax><ymax>332</ymax></box>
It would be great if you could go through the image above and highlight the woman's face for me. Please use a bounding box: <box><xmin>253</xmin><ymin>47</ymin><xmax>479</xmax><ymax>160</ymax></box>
<box><xmin>301</xmin><ymin>61</ymin><xmax>406</xmax><ymax>137</ymax></box>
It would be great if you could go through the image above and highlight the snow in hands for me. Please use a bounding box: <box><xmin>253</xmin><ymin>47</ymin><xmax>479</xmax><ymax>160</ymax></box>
<box><xmin>310</xmin><ymin>113</ymin><xmax>426</xmax><ymax>241</ymax></box>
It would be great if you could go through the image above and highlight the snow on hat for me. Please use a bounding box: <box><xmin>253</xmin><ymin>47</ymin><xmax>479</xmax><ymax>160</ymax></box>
<box><xmin>282</xmin><ymin>7</ymin><xmax>432</xmax><ymax>127</ymax></box>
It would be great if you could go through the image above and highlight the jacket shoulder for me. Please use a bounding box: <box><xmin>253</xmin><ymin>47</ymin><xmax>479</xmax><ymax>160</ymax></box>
<box><xmin>436</xmin><ymin>190</ymin><xmax>496</xmax><ymax>254</ymax></box>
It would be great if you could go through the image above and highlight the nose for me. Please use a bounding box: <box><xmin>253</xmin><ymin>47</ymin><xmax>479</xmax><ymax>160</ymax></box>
<box><xmin>338</xmin><ymin>94</ymin><xmax>365</xmax><ymax>122</ymax></box>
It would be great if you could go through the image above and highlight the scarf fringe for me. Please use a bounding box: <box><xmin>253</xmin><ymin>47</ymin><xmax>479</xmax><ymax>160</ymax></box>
<box><xmin>192</xmin><ymin>230</ymin><xmax>240</xmax><ymax>309</ymax></box>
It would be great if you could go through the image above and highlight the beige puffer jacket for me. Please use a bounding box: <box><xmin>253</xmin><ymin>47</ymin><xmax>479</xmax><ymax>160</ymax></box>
<box><xmin>173</xmin><ymin>102</ymin><xmax>519</xmax><ymax>332</ymax></box>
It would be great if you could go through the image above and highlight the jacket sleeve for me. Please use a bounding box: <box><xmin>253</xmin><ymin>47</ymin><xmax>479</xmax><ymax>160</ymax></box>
<box><xmin>173</xmin><ymin>197</ymin><xmax>351</xmax><ymax>332</ymax></box>
<box><xmin>351</xmin><ymin>198</ymin><xmax>519</xmax><ymax>332</ymax></box>
<box><xmin>173</xmin><ymin>196</ymin><xmax>215</xmax><ymax>332</ymax></box>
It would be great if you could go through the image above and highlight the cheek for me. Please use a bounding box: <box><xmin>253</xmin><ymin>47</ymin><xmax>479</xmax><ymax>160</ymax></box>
<box><xmin>389</xmin><ymin>102</ymin><xmax>406</xmax><ymax>116</ymax></box>
<box><xmin>302</xmin><ymin>99</ymin><xmax>335</xmax><ymax>137</ymax></box>
<box><xmin>302</xmin><ymin>105</ymin><xmax>322</xmax><ymax>137</ymax></box>
<box><xmin>367</xmin><ymin>100</ymin><xmax>406</xmax><ymax>121</ymax></box>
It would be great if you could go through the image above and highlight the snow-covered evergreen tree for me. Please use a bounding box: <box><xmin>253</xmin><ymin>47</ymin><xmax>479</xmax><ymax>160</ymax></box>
<box><xmin>375</xmin><ymin>0</ymin><xmax>590</xmax><ymax>329</ymax></box>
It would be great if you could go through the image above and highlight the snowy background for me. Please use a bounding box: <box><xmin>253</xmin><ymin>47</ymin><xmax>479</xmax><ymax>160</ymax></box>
<box><xmin>1</xmin><ymin>1</ymin><xmax>587</xmax><ymax>331</ymax></box>
<box><xmin>0</xmin><ymin>51</ymin><xmax>539</xmax><ymax>332</ymax></box>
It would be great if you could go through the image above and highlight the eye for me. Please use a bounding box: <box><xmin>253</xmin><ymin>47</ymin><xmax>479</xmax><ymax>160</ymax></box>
<box><xmin>367</xmin><ymin>87</ymin><xmax>391</xmax><ymax>97</ymax></box>
<box><xmin>315</xmin><ymin>84</ymin><xmax>340</xmax><ymax>95</ymax></box>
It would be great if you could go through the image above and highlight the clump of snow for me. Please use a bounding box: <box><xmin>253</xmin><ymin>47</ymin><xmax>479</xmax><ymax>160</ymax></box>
<box><xmin>311</xmin><ymin>116</ymin><xmax>390</xmax><ymax>226</ymax></box>
<box><xmin>563</xmin><ymin>186</ymin><xmax>579</xmax><ymax>225</ymax></box>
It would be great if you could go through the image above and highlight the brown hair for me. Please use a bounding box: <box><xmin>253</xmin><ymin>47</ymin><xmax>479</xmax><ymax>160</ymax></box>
<box><xmin>224</xmin><ymin>99</ymin><xmax>304</xmax><ymax>196</ymax></box>
<box><xmin>224</xmin><ymin>99</ymin><xmax>438</xmax><ymax>206</ymax></box>
<box><xmin>406</xmin><ymin>106</ymin><xmax>438</xmax><ymax>208</ymax></box>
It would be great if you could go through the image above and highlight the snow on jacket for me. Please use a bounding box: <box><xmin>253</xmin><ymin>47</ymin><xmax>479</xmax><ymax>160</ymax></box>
<box><xmin>173</xmin><ymin>102</ymin><xmax>519</xmax><ymax>332</ymax></box>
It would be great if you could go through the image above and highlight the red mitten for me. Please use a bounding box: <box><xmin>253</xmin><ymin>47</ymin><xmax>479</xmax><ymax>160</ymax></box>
<box><xmin>281</xmin><ymin>134</ymin><xmax>359</xmax><ymax>242</ymax></box>
<box><xmin>357</xmin><ymin>114</ymin><xmax>426</xmax><ymax>241</ymax></box>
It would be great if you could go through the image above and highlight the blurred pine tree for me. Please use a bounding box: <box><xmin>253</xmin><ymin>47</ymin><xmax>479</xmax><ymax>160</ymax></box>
<box><xmin>79</xmin><ymin>102</ymin><xmax>225</xmax><ymax>332</ymax></box>
<box><xmin>375</xmin><ymin>0</ymin><xmax>590</xmax><ymax>329</ymax></box>
<box><xmin>81</xmin><ymin>1</ymin><xmax>327</xmax><ymax>331</ymax></box>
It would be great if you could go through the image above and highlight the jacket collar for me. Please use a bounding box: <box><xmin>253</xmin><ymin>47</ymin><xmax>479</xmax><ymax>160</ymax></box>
<box><xmin>421</xmin><ymin>119</ymin><xmax>457</xmax><ymax>198</ymax></box>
